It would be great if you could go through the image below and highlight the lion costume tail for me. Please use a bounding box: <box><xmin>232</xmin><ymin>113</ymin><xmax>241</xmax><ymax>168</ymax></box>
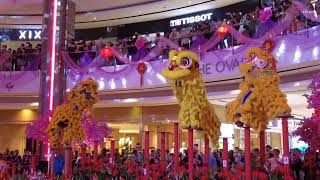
<box><xmin>200</xmin><ymin>104</ymin><xmax>221</xmax><ymax>145</ymax></box>
<box><xmin>225</xmin><ymin>99</ymin><xmax>240</xmax><ymax>123</ymax></box>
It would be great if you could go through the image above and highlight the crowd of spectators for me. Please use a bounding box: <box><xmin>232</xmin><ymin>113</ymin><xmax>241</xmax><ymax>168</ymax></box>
<box><xmin>0</xmin><ymin>149</ymin><xmax>32</xmax><ymax>176</ymax></box>
<box><xmin>1</xmin><ymin>0</ymin><xmax>320</xmax><ymax>71</ymax></box>
<box><xmin>67</xmin><ymin>143</ymin><xmax>320</xmax><ymax>179</ymax></box>
<box><xmin>0</xmin><ymin>42</ymin><xmax>41</xmax><ymax>71</ymax></box>
<box><xmin>68</xmin><ymin>0</ymin><xmax>319</xmax><ymax>65</ymax></box>
<box><xmin>0</xmin><ymin>143</ymin><xmax>319</xmax><ymax>179</ymax></box>
<box><xmin>112</xmin><ymin>0</ymin><xmax>318</xmax><ymax>52</ymax></box>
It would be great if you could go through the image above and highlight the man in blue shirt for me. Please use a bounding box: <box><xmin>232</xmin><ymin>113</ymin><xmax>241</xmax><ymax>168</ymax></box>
<box><xmin>54</xmin><ymin>152</ymin><xmax>65</xmax><ymax>177</ymax></box>
<box><xmin>209</xmin><ymin>153</ymin><xmax>217</xmax><ymax>168</ymax></box>
<box><xmin>209</xmin><ymin>149</ymin><xmax>217</xmax><ymax>178</ymax></box>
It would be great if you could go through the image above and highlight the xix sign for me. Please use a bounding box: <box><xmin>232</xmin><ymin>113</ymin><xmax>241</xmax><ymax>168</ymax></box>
<box><xmin>19</xmin><ymin>30</ymin><xmax>42</xmax><ymax>40</ymax></box>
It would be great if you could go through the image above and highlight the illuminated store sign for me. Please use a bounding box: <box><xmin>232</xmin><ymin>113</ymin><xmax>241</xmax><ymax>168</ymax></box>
<box><xmin>170</xmin><ymin>13</ymin><xmax>213</xmax><ymax>27</ymax></box>
<box><xmin>18</xmin><ymin>30</ymin><xmax>42</xmax><ymax>40</ymax></box>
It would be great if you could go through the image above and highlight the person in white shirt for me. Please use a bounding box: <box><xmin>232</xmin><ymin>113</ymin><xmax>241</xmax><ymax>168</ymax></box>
<box><xmin>268</xmin><ymin>149</ymin><xmax>281</xmax><ymax>172</ymax></box>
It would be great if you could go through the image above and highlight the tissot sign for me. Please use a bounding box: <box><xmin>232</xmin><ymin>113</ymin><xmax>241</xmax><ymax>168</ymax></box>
<box><xmin>18</xmin><ymin>30</ymin><xmax>42</xmax><ymax>40</ymax></box>
<box><xmin>170</xmin><ymin>13</ymin><xmax>213</xmax><ymax>27</ymax></box>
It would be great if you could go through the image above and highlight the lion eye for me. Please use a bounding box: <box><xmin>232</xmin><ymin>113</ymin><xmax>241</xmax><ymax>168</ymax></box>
<box><xmin>256</xmin><ymin>59</ymin><xmax>268</xmax><ymax>68</ymax></box>
<box><xmin>180</xmin><ymin>58</ymin><xmax>193</xmax><ymax>68</ymax></box>
<box><xmin>250</xmin><ymin>53</ymin><xmax>256</xmax><ymax>60</ymax></box>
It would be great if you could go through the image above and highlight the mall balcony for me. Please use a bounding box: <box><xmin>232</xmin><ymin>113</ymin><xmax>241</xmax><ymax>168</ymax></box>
<box><xmin>0</xmin><ymin>0</ymin><xmax>319</xmax><ymax>179</ymax></box>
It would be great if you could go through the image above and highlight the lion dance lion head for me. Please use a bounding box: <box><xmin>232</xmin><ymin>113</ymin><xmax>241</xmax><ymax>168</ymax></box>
<box><xmin>239</xmin><ymin>46</ymin><xmax>277</xmax><ymax>77</ymax></box>
<box><xmin>162</xmin><ymin>50</ymin><xmax>200</xmax><ymax>80</ymax></box>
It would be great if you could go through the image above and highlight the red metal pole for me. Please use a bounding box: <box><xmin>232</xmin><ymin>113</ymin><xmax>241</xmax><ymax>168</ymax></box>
<box><xmin>223</xmin><ymin>138</ymin><xmax>228</xmax><ymax>169</ymax></box>
<box><xmin>81</xmin><ymin>145</ymin><xmax>86</xmax><ymax>168</ymax></box>
<box><xmin>49</xmin><ymin>148</ymin><xmax>55</xmax><ymax>179</ymax></box>
<box><xmin>36</xmin><ymin>141</ymin><xmax>40</xmax><ymax>166</ymax></box>
<box><xmin>66</xmin><ymin>150</ymin><xmax>69</xmax><ymax>179</ymax></box>
<box><xmin>110</xmin><ymin>140</ymin><xmax>115</xmax><ymax>163</ymax></box>
<box><xmin>245</xmin><ymin>126</ymin><xmax>252</xmax><ymax>180</ymax></box>
<box><xmin>31</xmin><ymin>138</ymin><xmax>35</xmax><ymax>154</ymax></box>
<box><xmin>64</xmin><ymin>146</ymin><xmax>71</xmax><ymax>179</ymax></box>
<box><xmin>69</xmin><ymin>148</ymin><xmax>73</xmax><ymax>178</ymax></box>
<box><xmin>188</xmin><ymin>128</ymin><xmax>194</xmax><ymax>180</ymax></box>
<box><xmin>94</xmin><ymin>141</ymin><xmax>98</xmax><ymax>164</ymax></box>
<box><xmin>12</xmin><ymin>163</ymin><xmax>16</xmax><ymax>178</ymax></box>
<box><xmin>36</xmin><ymin>140</ymin><xmax>40</xmax><ymax>155</ymax></box>
<box><xmin>31</xmin><ymin>138</ymin><xmax>36</xmax><ymax>174</ymax></box>
<box><xmin>31</xmin><ymin>155</ymin><xmax>36</xmax><ymax>174</ymax></box>
<box><xmin>144</xmin><ymin>131</ymin><xmax>150</xmax><ymax>165</ymax></box>
<box><xmin>204</xmin><ymin>135</ymin><xmax>210</xmax><ymax>167</ymax></box>
<box><xmin>161</xmin><ymin>132</ymin><xmax>166</xmax><ymax>162</ymax></box>
<box><xmin>174</xmin><ymin>123</ymin><xmax>179</xmax><ymax>169</ymax></box>
<box><xmin>282</xmin><ymin>117</ymin><xmax>290</xmax><ymax>175</ymax></box>
<box><xmin>260</xmin><ymin>131</ymin><xmax>266</xmax><ymax>167</ymax></box>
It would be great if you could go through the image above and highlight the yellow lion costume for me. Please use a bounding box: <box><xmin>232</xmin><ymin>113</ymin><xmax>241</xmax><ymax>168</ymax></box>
<box><xmin>47</xmin><ymin>79</ymin><xmax>99</xmax><ymax>147</ymax></box>
<box><xmin>226</xmin><ymin>40</ymin><xmax>291</xmax><ymax>131</ymax></box>
<box><xmin>162</xmin><ymin>50</ymin><xmax>221</xmax><ymax>144</ymax></box>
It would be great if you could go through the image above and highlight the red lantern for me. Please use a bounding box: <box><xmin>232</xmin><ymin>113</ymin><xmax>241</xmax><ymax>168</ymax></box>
<box><xmin>137</xmin><ymin>62</ymin><xmax>147</xmax><ymax>87</ymax></box>
<box><xmin>137</xmin><ymin>62</ymin><xmax>147</xmax><ymax>74</ymax></box>
<box><xmin>217</xmin><ymin>24</ymin><xmax>229</xmax><ymax>38</ymax></box>
<box><xmin>100</xmin><ymin>47</ymin><xmax>113</xmax><ymax>60</ymax></box>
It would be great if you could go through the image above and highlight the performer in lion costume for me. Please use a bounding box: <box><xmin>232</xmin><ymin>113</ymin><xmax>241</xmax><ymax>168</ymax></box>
<box><xmin>162</xmin><ymin>50</ymin><xmax>221</xmax><ymax>144</ymax></box>
<box><xmin>47</xmin><ymin>79</ymin><xmax>99</xmax><ymax>147</ymax></box>
<box><xmin>226</xmin><ymin>40</ymin><xmax>291</xmax><ymax>131</ymax></box>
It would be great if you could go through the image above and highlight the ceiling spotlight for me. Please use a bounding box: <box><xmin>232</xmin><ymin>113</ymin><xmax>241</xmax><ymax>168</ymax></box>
<box><xmin>293</xmin><ymin>82</ymin><xmax>301</xmax><ymax>87</ymax></box>
<box><xmin>230</xmin><ymin>90</ymin><xmax>241</xmax><ymax>95</ymax></box>
<box><xmin>93</xmin><ymin>17</ymin><xmax>97</xmax><ymax>20</ymax></box>
<box><xmin>138</xmin><ymin>10</ymin><xmax>142</xmax><ymax>13</ymax></box>
<box><xmin>188</xmin><ymin>0</ymin><xmax>192</xmax><ymax>4</ymax></box>
<box><xmin>11</xmin><ymin>16</ymin><xmax>23</xmax><ymax>19</ymax></box>
<box><xmin>123</xmin><ymin>98</ymin><xmax>138</xmax><ymax>103</ymax></box>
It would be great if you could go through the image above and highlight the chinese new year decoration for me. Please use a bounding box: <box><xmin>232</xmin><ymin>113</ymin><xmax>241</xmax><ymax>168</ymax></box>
<box><xmin>101</xmin><ymin>47</ymin><xmax>113</xmax><ymax>61</ymax></box>
<box><xmin>137</xmin><ymin>62</ymin><xmax>147</xmax><ymax>87</ymax></box>
<box><xmin>217</xmin><ymin>24</ymin><xmax>229</xmax><ymax>38</ymax></box>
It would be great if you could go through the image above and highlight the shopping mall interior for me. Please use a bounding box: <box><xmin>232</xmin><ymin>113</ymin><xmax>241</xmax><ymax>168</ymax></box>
<box><xmin>0</xmin><ymin>0</ymin><xmax>319</xmax><ymax>179</ymax></box>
